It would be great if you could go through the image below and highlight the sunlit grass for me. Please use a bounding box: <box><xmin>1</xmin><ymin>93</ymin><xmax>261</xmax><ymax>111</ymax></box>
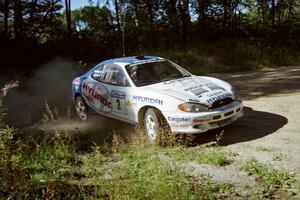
<box><xmin>147</xmin><ymin>39</ymin><xmax>300</xmax><ymax>75</ymax></box>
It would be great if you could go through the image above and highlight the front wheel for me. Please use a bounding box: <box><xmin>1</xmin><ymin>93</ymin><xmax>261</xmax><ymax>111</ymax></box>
<box><xmin>144</xmin><ymin>108</ymin><xmax>170</xmax><ymax>145</ymax></box>
<box><xmin>75</xmin><ymin>96</ymin><xmax>88</xmax><ymax>121</ymax></box>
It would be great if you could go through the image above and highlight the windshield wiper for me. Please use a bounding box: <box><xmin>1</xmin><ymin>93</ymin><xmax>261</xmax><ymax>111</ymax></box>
<box><xmin>137</xmin><ymin>80</ymin><xmax>159</xmax><ymax>86</ymax></box>
<box><xmin>161</xmin><ymin>74</ymin><xmax>188</xmax><ymax>82</ymax></box>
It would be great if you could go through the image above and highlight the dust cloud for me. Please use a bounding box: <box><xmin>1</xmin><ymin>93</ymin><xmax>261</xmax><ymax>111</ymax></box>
<box><xmin>4</xmin><ymin>57</ymin><xmax>80</xmax><ymax>127</ymax></box>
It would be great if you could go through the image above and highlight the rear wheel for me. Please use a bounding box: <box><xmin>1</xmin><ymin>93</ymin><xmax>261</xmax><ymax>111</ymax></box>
<box><xmin>144</xmin><ymin>108</ymin><xmax>170</xmax><ymax>144</ymax></box>
<box><xmin>75</xmin><ymin>96</ymin><xmax>88</xmax><ymax>121</ymax></box>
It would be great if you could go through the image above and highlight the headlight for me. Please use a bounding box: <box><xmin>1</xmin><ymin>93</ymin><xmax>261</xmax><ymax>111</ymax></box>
<box><xmin>231</xmin><ymin>87</ymin><xmax>239</xmax><ymax>101</ymax></box>
<box><xmin>178</xmin><ymin>103</ymin><xmax>209</xmax><ymax>112</ymax></box>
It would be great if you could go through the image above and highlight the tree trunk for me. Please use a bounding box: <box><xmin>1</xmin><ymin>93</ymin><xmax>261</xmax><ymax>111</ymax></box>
<box><xmin>50</xmin><ymin>0</ymin><xmax>54</xmax><ymax>45</ymax></box>
<box><xmin>29</xmin><ymin>0</ymin><xmax>37</xmax><ymax>20</ymax></box>
<box><xmin>271</xmin><ymin>0</ymin><xmax>275</xmax><ymax>26</ymax></box>
<box><xmin>288</xmin><ymin>0</ymin><xmax>294</xmax><ymax>21</ymax></box>
<box><xmin>65</xmin><ymin>0</ymin><xmax>71</xmax><ymax>37</ymax></box>
<box><xmin>114</xmin><ymin>0</ymin><xmax>121</xmax><ymax>31</ymax></box>
<box><xmin>13</xmin><ymin>0</ymin><xmax>23</xmax><ymax>38</ymax></box>
<box><xmin>259</xmin><ymin>0</ymin><xmax>268</xmax><ymax>24</ymax></box>
<box><xmin>146</xmin><ymin>0</ymin><xmax>154</xmax><ymax>28</ymax></box>
<box><xmin>179</xmin><ymin>0</ymin><xmax>190</xmax><ymax>42</ymax></box>
<box><xmin>3</xmin><ymin>0</ymin><xmax>10</xmax><ymax>34</ymax></box>
<box><xmin>197</xmin><ymin>0</ymin><xmax>208</xmax><ymax>34</ymax></box>
<box><xmin>168</xmin><ymin>0</ymin><xmax>179</xmax><ymax>32</ymax></box>
<box><xmin>223</xmin><ymin>0</ymin><xmax>229</xmax><ymax>31</ymax></box>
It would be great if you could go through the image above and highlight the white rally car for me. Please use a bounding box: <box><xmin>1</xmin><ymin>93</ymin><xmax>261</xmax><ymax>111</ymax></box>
<box><xmin>72</xmin><ymin>56</ymin><xmax>243</xmax><ymax>143</ymax></box>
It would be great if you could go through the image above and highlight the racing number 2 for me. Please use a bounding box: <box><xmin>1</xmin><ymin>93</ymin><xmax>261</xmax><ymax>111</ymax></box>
<box><xmin>116</xmin><ymin>99</ymin><xmax>121</xmax><ymax>110</ymax></box>
<box><xmin>111</xmin><ymin>94</ymin><xmax>127</xmax><ymax>114</ymax></box>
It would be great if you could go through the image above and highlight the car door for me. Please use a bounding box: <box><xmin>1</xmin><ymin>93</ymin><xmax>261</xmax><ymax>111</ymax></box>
<box><xmin>81</xmin><ymin>64</ymin><xmax>113</xmax><ymax>114</ymax></box>
<box><xmin>82</xmin><ymin>64</ymin><xmax>134</xmax><ymax>123</ymax></box>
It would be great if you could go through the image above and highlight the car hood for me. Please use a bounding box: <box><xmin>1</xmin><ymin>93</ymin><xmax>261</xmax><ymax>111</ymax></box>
<box><xmin>144</xmin><ymin>76</ymin><xmax>234</xmax><ymax>107</ymax></box>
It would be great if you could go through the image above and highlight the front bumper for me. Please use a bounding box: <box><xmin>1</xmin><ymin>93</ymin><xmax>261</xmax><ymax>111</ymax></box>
<box><xmin>164</xmin><ymin>100</ymin><xmax>243</xmax><ymax>134</ymax></box>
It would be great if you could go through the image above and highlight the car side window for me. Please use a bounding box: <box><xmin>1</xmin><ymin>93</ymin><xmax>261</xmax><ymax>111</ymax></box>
<box><xmin>92</xmin><ymin>64</ymin><xmax>129</xmax><ymax>86</ymax></box>
<box><xmin>91</xmin><ymin>64</ymin><xmax>105</xmax><ymax>81</ymax></box>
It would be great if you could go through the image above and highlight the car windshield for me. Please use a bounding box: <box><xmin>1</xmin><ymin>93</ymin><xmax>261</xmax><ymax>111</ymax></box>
<box><xmin>126</xmin><ymin>60</ymin><xmax>191</xmax><ymax>86</ymax></box>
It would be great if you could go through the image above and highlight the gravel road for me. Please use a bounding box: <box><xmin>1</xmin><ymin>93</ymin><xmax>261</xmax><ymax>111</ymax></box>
<box><xmin>217</xmin><ymin>66</ymin><xmax>300</xmax><ymax>174</ymax></box>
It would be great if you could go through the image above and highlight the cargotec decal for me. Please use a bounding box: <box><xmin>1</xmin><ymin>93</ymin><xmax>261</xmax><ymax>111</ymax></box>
<box><xmin>168</xmin><ymin>117</ymin><xmax>192</xmax><ymax>123</ymax></box>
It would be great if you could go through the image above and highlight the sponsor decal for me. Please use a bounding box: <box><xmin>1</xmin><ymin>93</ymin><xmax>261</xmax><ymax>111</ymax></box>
<box><xmin>111</xmin><ymin>90</ymin><xmax>126</xmax><ymax>99</ymax></box>
<box><xmin>190</xmin><ymin>88</ymin><xmax>208</xmax><ymax>96</ymax></box>
<box><xmin>125</xmin><ymin>100</ymin><xmax>132</xmax><ymax>107</ymax></box>
<box><xmin>170</xmin><ymin>124</ymin><xmax>189</xmax><ymax>128</ymax></box>
<box><xmin>184</xmin><ymin>85</ymin><xmax>204</xmax><ymax>91</ymax></box>
<box><xmin>73</xmin><ymin>78</ymin><xmax>81</xmax><ymax>90</ymax></box>
<box><xmin>189</xmin><ymin>99</ymin><xmax>201</xmax><ymax>103</ymax></box>
<box><xmin>206</xmin><ymin>83</ymin><xmax>224</xmax><ymax>91</ymax></box>
<box><xmin>192</xmin><ymin>118</ymin><xmax>211</xmax><ymax>123</ymax></box>
<box><xmin>132</xmin><ymin>96</ymin><xmax>163</xmax><ymax>105</ymax></box>
<box><xmin>184</xmin><ymin>84</ymin><xmax>223</xmax><ymax>96</ymax></box>
<box><xmin>207</xmin><ymin>91</ymin><xmax>223</xmax><ymax>97</ymax></box>
<box><xmin>206</xmin><ymin>93</ymin><xmax>231</xmax><ymax>104</ymax></box>
<box><xmin>82</xmin><ymin>82</ymin><xmax>112</xmax><ymax>109</ymax></box>
<box><xmin>163</xmin><ymin>77</ymin><xmax>192</xmax><ymax>85</ymax></box>
<box><xmin>168</xmin><ymin>117</ymin><xmax>192</xmax><ymax>123</ymax></box>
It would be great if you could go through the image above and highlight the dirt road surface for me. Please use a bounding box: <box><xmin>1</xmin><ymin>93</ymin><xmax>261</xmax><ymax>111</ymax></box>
<box><xmin>217</xmin><ymin>66</ymin><xmax>300</xmax><ymax>174</ymax></box>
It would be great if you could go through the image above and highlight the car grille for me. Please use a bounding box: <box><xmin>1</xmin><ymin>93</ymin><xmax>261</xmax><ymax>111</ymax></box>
<box><xmin>211</xmin><ymin>97</ymin><xmax>233</xmax><ymax>109</ymax></box>
<box><xmin>209</xmin><ymin>115</ymin><xmax>234</xmax><ymax>126</ymax></box>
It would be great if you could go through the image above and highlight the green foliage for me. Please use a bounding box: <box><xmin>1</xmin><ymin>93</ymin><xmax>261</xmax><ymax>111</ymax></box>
<box><xmin>163</xmin><ymin>146</ymin><xmax>234</xmax><ymax>166</ymax></box>
<box><xmin>77</xmin><ymin>145</ymin><xmax>104</xmax><ymax>178</ymax></box>
<box><xmin>20</xmin><ymin>136</ymin><xmax>76</xmax><ymax>175</ymax></box>
<box><xmin>0</xmin><ymin>99</ymin><xmax>6</xmax><ymax>127</ymax></box>
<box><xmin>0</xmin><ymin>126</ymin><xmax>24</xmax><ymax>197</ymax></box>
<box><xmin>3</xmin><ymin>0</ymin><xmax>300</xmax><ymax>70</ymax></box>
<box><xmin>103</xmin><ymin>146</ymin><xmax>233</xmax><ymax>199</ymax></box>
<box><xmin>150</xmin><ymin>39</ymin><xmax>300</xmax><ymax>74</ymax></box>
<box><xmin>72</xmin><ymin>6</ymin><xmax>113</xmax><ymax>35</ymax></box>
<box><xmin>0</xmin><ymin>127</ymin><xmax>235</xmax><ymax>199</ymax></box>
<box><xmin>242</xmin><ymin>158</ymin><xmax>295</xmax><ymax>192</ymax></box>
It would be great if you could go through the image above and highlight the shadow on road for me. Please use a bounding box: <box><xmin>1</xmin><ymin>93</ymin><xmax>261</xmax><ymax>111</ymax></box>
<box><xmin>19</xmin><ymin>106</ymin><xmax>288</xmax><ymax>151</ymax></box>
<box><xmin>58</xmin><ymin>106</ymin><xmax>288</xmax><ymax>150</ymax></box>
<box><xmin>192</xmin><ymin>106</ymin><xmax>288</xmax><ymax>146</ymax></box>
<box><xmin>216</xmin><ymin>66</ymin><xmax>300</xmax><ymax>100</ymax></box>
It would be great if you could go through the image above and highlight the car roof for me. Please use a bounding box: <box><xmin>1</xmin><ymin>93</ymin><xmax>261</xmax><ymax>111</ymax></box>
<box><xmin>100</xmin><ymin>56</ymin><xmax>163</xmax><ymax>66</ymax></box>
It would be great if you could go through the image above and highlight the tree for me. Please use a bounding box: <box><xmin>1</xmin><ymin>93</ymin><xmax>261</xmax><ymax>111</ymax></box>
<box><xmin>65</xmin><ymin>0</ymin><xmax>71</xmax><ymax>36</ymax></box>
<box><xmin>2</xmin><ymin>0</ymin><xmax>10</xmax><ymax>34</ymax></box>
<box><xmin>13</xmin><ymin>0</ymin><xmax>23</xmax><ymax>38</ymax></box>
<box><xmin>114</xmin><ymin>0</ymin><xmax>121</xmax><ymax>31</ymax></box>
<box><xmin>195</xmin><ymin>0</ymin><xmax>211</xmax><ymax>33</ymax></box>
<box><xmin>178</xmin><ymin>0</ymin><xmax>190</xmax><ymax>42</ymax></box>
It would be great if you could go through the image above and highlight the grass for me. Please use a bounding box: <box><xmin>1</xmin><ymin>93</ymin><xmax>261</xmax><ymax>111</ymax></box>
<box><xmin>162</xmin><ymin>146</ymin><xmax>235</xmax><ymax>166</ymax></box>
<box><xmin>1</xmin><ymin>126</ymin><xmax>299</xmax><ymax>199</ymax></box>
<box><xmin>241</xmin><ymin>158</ymin><xmax>299</xmax><ymax>198</ymax></box>
<box><xmin>20</xmin><ymin>137</ymin><xmax>76</xmax><ymax>172</ymax></box>
<box><xmin>0</xmin><ymin>126</ymin><xmax>235</xmax><ymax>199</ymax></box>
<box><xmin>104</xmin><ymin>145</ymin><xmax>234</xmax><ymax>199</ymax></box>
<box><xmin>147</xmin><ymin>39</ymin><xmax>300</xmax><ymax>75</ymax></box>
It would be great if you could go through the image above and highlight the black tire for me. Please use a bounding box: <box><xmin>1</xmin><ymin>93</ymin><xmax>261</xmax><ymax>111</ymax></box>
<box><xmin>144</xmin><ymin>108</ymin><xmax>170</xmax><ymax>145</ymax></box>
<box><xmin>75</xmin><ymin>96</ymin><xmax>88</xmax><ymax>121</ymax></box>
